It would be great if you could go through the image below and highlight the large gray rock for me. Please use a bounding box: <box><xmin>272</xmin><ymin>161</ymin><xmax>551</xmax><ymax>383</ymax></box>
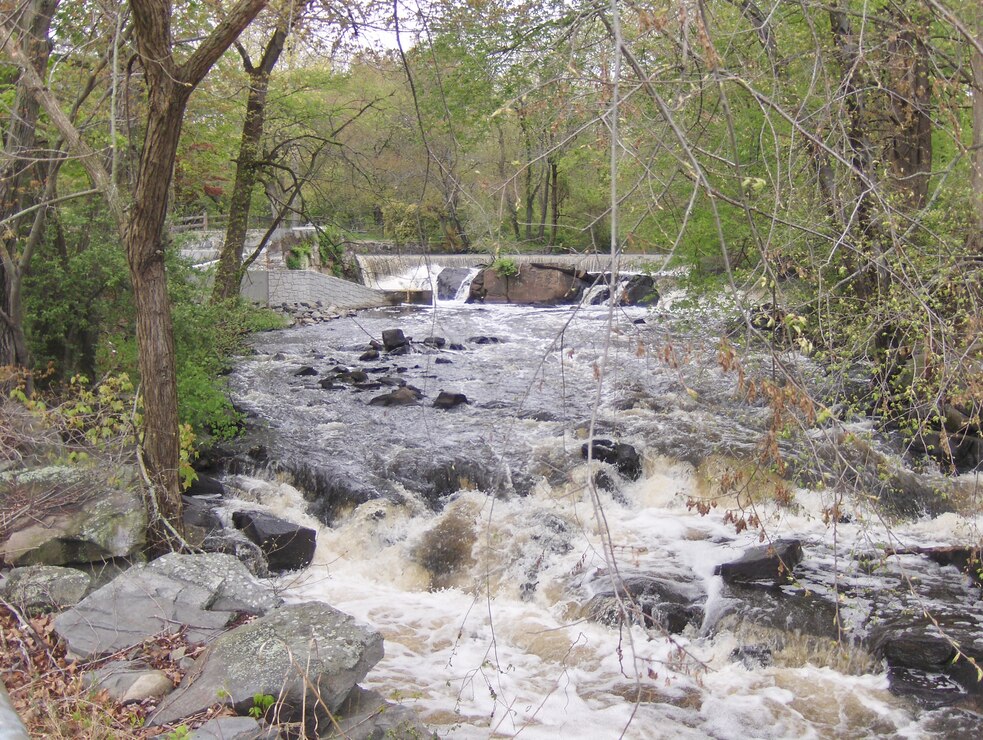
<box><xmin>53</xmin><ymin>552</ymin><xmax>281</xmax><ymax>659</ymax></box>
<box><xmin>187</xmin><ymin>717</ymin><xmax>273</xmax><ymax>740</ymax></box>
<box><xmin>202</xmin><ymin>528</ymin><xmax>270</xmax><ymax>577</ymax></box>
<box><xmin>326</xmin><ymin>686</ymin><xmax>435</xmax><ymax>740</ymax></box>
<box><xmin>0</xmin><ymin>681</ymin><xmax>28</xmax><ymax>740</ymax></box>
<box><xmin>84</xmin><ymin>660</ymin><xmax>173</xmax><ymax>704</ymax></box>
<box><xmin>0</xmin><ymin>565</ymin><xmax>91</xmax><ymax>614</ymax></box>
<box><xmin>150</xmin><ymin>602</ymin><xmax>384</xmax><ymax>731</ymax></box>
<box><xmin>0</xmin><ymin>466</ymin><xmax>147</xmax><ymax>566</ymax></box>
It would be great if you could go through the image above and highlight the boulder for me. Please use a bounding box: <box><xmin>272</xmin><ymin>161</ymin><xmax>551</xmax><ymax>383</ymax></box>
<box><xmin>293</xmin><ymin>366</ymin><xmax>318</xmax><ymax>377</ymax></box>
<box><xmin>422</xmin><ymin>336</ymin><xmax>446</xmax><ymax>349</ymax></box>
<box><xmin>0</xmin><ymin>466</ymin><xmax>147</xmax><ymax>567</ymax></box>
<box><xmin>581</xmin><ymin>440</ymin><xmax>643</xmax><ymax>481</ymax></box>
<box><xmin>468</xmin><ymin>264</ymin><xmax>587</xmax><ymax>305</ymax></box>
<box><xmin>714</xmin><ymin>539</ymin><xmax>803</xmax><ymax>585</ymax></box>
<box><xmin>326</xmin><ymin>686</ymin><xmax>434</xmax><ymax>740</ymax></box>
<box><xmin>869</xmin><ymin>613</ymin><xmax>983</xmax><ymax>706</ymax></box>
<box><xmin>53</xmin><ymin>552</ymin><xmax>281</xmax><ymax>659</ymax></box>
<box><xmin>436</xmin><ymin>267</ymin><xmax>475</xmax><ymax>301</ymax></box>
<box><xmin>187</xmin><ymin>717</ymin><xmax>271</xmax><ymax>740</ymax></box>
<box><xmin>201</xmin><ymin>528</ymin><xmax>270</xmax><ymax>577</ymax></box>
<box><xmin>368</xmin><ymin>387</ymin><xmax>422</xmax><ymax>407</ymax></box>
<box><xmin>185</xmin><ymin>473</ymin><xmax>226</xmax><ymax>498</ymax></box>
<box><xmin>150</xmin><ymin>602</ymin><xmax>384</xmax><ymax>731</ymax></box>
<box><xmin>583</xmin><ymin>572</ymin><xmax>705</xmax><ymax>634</ymax></box>
<box><xmin>0</xmin><ymin>682</ymin><xmax>28</xmax><ymax>740</ymax></box>
<box><xmin>433</xmin><ymin>391</ymin><xmax>469</xmax><ymax>410</ymax></box>
<box><xmin>468</xmin><ymin>335</ymin><xmax>502</xmax><ymax>345</ymax></box>
<box><xmin>0</xmin><ymin>565</ymin><xmax>90</xmax><ymax>614</ymax></box>
<box><xmin>620</xmin><ymin>274</ymin><xmax>659</xmax><ymax>306</ymax></box>
<box><xmin>231</xmin><ymin>510</ymin><xmax>316</xmax><ymax>572</ymax></box>
<box><xmin>359</xmin><ymin>349</ymin><xmax>380</xmax><ymax>361</ymax></box>
<box><xmin>84</xmin><ymin>660</ymin><xmax>173</xmax><ymax>704</ymax></box>
<box><xmin>381</xmin><ymin>328</ymin><xmax>407</xmax><ymax>351</ymax></box>
<box><xmin>182</xmin><ymin>495</ymin><xmax>223</xmax><ymax>534</ymax></box>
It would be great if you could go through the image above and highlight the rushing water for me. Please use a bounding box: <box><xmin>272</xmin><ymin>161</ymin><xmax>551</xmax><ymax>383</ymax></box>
<box><xmin>225</xmin><ymin>288</ymin><xmax>982</xmax><ymax>738</ymax></box>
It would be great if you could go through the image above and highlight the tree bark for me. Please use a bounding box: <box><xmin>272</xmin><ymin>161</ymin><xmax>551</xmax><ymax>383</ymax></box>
<box><xmin>0</xmin><ymin>0</ymin><xmax>58</xmax><ymax>374</ymax></box>
<box><xmin>496</xmin><ymin>122</ymin><xmax>520</xmax><ymax>240</ymax></box>
<box><xmin>549</xmin><ymin>158</ymin><xmax>560</xmax><ymax>246</ymax></box>
<box><xmin>971</xmin><ymin>19</ymin><xmax>983</xmax><ymax>248</ymax></box>
<box><xmin>212</xmin><ymin>25</ymin><xmax>291</xmax><ymax>303</ymax></box>
<box><xmin>885</xmin><ymin>10</ymin><xmax>932</xmax><ymax>209</ymax></box>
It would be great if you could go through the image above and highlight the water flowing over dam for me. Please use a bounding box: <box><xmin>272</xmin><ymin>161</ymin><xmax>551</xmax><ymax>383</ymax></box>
<box><xmin>355</xmin><ymin>253</ymin><xmax>661</xmax><ymax>291</ymax></box>
<box><xmin>221</xmin><ymin>282</ymin><xmax>983</xmax><ymax>738</ymax></box>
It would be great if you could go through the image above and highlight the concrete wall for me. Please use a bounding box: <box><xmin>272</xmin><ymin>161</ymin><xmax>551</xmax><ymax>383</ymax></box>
<box><xmin>242</xmin><ymin>269</ymin><xmax>389</xmax><ymax>310</ymax></box>
<box><xmin>356</xmin><ymin>253</ymin><xmax>662</xmax><ymax>289</ymax></box>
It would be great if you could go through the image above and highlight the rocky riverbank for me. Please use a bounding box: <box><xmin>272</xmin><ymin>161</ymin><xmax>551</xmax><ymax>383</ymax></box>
<box><xmin>0</xmin><ymin>409</ymin><xmax>434</xmax><ymax>738</ymax></box>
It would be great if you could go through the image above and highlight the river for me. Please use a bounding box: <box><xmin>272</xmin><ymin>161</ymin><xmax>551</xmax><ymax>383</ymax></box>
<box><xmin>224</xmin><ymin>287</ymin><xmax>982</xmax><ymax>738</ymax></box>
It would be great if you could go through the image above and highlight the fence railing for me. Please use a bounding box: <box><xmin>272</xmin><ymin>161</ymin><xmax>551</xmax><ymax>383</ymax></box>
<box><xmin>169</xmin><ymin>211</ymin><xmax>303</xmax><ymax>234</ymax></box>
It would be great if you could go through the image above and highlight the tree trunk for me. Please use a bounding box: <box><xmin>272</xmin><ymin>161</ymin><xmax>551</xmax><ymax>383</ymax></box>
<box><xmin>885</xmin><ymin>11</ymin><xmax>932</xmax><ymax>209</ymax></box>
<box><xmin>0</xmin><ymin>0</ymin><xmax>58</xmax><ymax>375</ymax></box>
<box><xmin>537</xmin><ymin>166</ymin><xmax>549</xmax><ymax>242</ymax></box>
<box><xmin>496</xmin><ymin>123</ymin><xmax>520</xmax><ymax>240</ymax></box>
<box><xmin>828</xmin><ymin>5</ymin><xmax>882</xmax><ymax>300</ymax></box>
<box><xmin>971</xmin><ymin>21</ymin><xmax>983</xmax><ymax>248</ymax></box>
<box><xmin>212</xmin><ymin>26</ymin><xmax>290</xmax><ymax>303</ymax></box>
<box><xmin>549</xmin><ymin>158</ymin><xmax>560</xmax><ymax>246</ymax></box>
<box><xmin>126</xmin><ymin>87</ymin><xmax>189</xmax><ymax>532</ymax></box>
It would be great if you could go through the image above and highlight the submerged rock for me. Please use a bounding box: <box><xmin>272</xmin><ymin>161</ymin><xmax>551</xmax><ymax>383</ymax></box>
<box><xmin>368</xmin><ymin>386</ymin><xmax>422</xmax><ymax>407</ymax></box>
<box><xmin>581</xmin><ymin>439</ymin><xmax>643</xmax><ymax>481</ymax></box>
<box><xmin>583</xmin><ymin>572</ymin><xmax>706</xmax><ymax>634</ymax></box>
<box><xmin>714</xmin><ymin>539</ymin><xmax>803</xmax><ymax>585</ymax></box>
<box><xmin>433</xmin><ymin>391</ymin><xmax>469</xmax><ymax>410</ymax></box>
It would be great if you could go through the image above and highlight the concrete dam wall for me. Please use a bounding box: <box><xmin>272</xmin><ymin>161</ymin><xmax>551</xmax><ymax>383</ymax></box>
<box><xmin>355</xmin><ymin>253</ymin><xmax>662</xmax><ymax>290</ymax></box>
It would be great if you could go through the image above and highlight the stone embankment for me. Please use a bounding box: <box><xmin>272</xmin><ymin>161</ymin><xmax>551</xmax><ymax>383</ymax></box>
<box><xmin>0</xmin><ymin>454</ymin><xmax>433</xmax><ymax>738</ymax></box>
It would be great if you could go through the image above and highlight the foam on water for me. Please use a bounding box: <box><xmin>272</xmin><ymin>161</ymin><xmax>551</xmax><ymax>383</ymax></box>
<box><xmin>216</xmin><ymin>465</ymin><xmax>980</xmax><ymax>738</ymax></box>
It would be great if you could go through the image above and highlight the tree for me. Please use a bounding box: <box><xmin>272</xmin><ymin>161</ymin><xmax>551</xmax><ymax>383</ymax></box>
<box><xmin>3</xmin><ymin>0</ymin><xmax>270</xmax><ymax>544</ymax></box>
<box><xmin>212</xmin><ymin>2</ymin><xmax>303</xmax><ymax>302</ymax></box>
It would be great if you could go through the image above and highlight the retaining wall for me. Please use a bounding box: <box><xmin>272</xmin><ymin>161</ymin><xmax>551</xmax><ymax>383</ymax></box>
<box><xmin>241</xmin><ymin>270</ymin><xmax>390</xmax><ymax>310</ymax></box>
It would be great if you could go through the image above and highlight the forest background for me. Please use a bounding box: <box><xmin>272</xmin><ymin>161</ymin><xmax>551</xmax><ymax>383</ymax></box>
<box><xmin>0</xmin><ymin>0</ymin><xmax>981</xmax><ymax>543</ymax></box>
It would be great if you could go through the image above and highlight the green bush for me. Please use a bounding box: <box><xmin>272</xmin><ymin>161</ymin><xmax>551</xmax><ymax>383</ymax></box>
<box><xmin>491</xmin><ymin>256</ymin><xmax>519</xmax><ymax>278</ymax></box>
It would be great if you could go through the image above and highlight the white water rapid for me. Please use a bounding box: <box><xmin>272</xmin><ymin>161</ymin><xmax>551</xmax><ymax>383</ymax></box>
<box><xmin>224</xmin><ymin>290</ymin><xmax>982</xmax><ymax>738</ymax></box>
